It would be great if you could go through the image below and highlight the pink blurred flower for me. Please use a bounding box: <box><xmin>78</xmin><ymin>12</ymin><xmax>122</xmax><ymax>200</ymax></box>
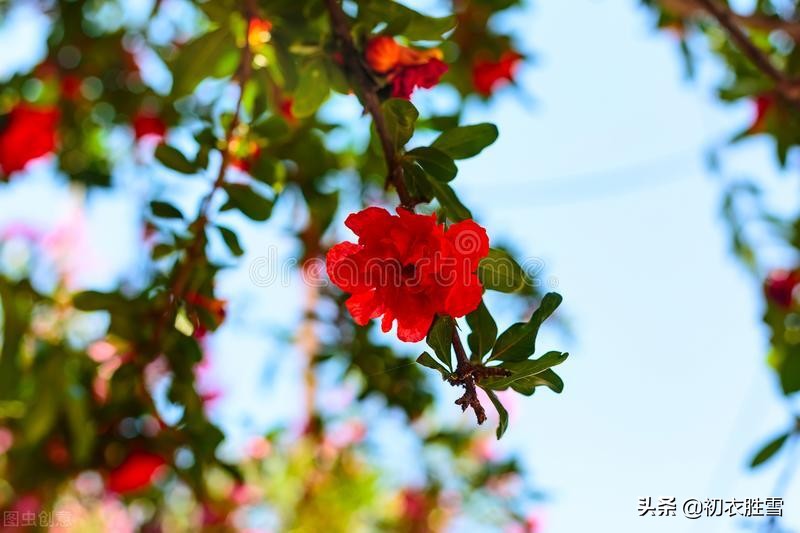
<box><xmin>0</xmin><ymin>427</ymin><xmax>13</xmax><ymax>454</ymax></box>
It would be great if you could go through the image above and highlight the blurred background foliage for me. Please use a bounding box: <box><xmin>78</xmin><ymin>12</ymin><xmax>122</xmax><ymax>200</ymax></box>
<box><xmin>0</xmin><ymin>0</ymin><xmax>563</xmax><ymax>531</ymax></box>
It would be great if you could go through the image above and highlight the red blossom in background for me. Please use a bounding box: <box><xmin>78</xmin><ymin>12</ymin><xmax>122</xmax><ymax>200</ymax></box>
<box><xmin>365</xmin><ymin>36</ymin><xmax>448</xmax><ymax>99</ymax></box>
<box><xmin>472</xmin><ymin>51</ymin><xmax>524</xmax><ymax>96</ymax></box>
<box><xmin>765</xmin><ymin>269</ymin><xmax>800</xmax><ymax>309</ymax></box>
<box><xmin>60</xmin><ymin>75</ymin><xmax>82</xmax><ymax>100</ymax></box>
<box><xmin>133</xmin><ymin>112</ymin><xmax>167</xmax><ymax>141</ymax></box>
<box><xmin>391</xmin><ymin>59</ymin><xmax>449</xmax><ymax>99</ymax></box>
<box><xmin>228</xmin><ymin>136</ymin><xmax>261</xmax><ymax>172</ymax></box>
<box><xmin>107</xmin><ymin>451</ymin><xmax>167</xmax><ymax>494</ymax></box>
<box><xmin>749</xmin><ymin>94</ymin><xmax>774</xmax><ymax>134</ymax></box>
<box><xmin>326</xmin><ymin>207</ymin><xmax>489</xmax><ymax>342</ymax></box>
<box><xmin>0</xmin><ymin>104</ymin><xmax>59</xmax><ymax>176</ymax></box>
<box><xmin>248</xmin><ymin>18</ymin><xmax>273</xmax><ymax>50</ymax></box>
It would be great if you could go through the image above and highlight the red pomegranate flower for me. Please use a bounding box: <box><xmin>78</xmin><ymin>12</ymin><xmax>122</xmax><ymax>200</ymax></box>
<box><xmin>765</xmin><ymin>269</ymin><xmax>800</xmax><ymax>309</ymax></box>
<box><xmin>107</xmin><ymin>451</ymin><xmax>167</xmax><ymax>494</ymax></box>
<box><xmin>133</xmin><ymin>112</ymin><xmax>167</xmax><ymax>141</ymax></box>
<box><xmin>391</xmin><ymin>59</ymin><xmax>448</xmax><ymax>99</ymax></box>
<box><xmin>0</xmin><ymin>103</ymin><xmax>59</xmax><ymax>177</ymax></box>
<box><xmin>326</xmin><ymin>207</ymin><xmax>489</xmax><ymax>342</ymax></box>
<box><xmin>472</xmin><ymin>50</ymin><xmax>524</xmax><ymax>96</ymax></box>
<box><xmin>365</xmin><ymin>36</ymin><xmax>448</xmax><ymax>100</ymax></box>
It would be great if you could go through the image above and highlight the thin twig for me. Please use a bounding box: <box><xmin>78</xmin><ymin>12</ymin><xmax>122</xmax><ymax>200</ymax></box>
<box><xmin>450</xmin><ymin>327</ymin><xmax>486</xmax><ymax>424</ymax></box>
<box><xmin>691</xmin><ymin>0</ymin><xmax>800</xmax><ymax>104</ymax></box>
<box><xmin>322</xmin><ymin>0</ymin><xmax>416</xmax><ymax>209</ymax></box>
<box><xmin>151</xmin><ymin>7</ymin><xmax>255</xmax><ymax>347</ymax></box>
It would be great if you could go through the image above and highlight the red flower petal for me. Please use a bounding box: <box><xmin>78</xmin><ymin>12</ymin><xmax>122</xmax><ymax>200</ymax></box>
<box><xmin>326</xmin><ymin>241</ymin><xmax>363</xmax><ymax>292</ymax></box>
<box><xmin>391</xmin><ymin>58</ymin><xmax>448</xmax><ymax>99</ymax></box>
<box><xmin>345</xmin><ymin>206</ymin><xmax>394</xmax><ymax>241</ymax></box>
<box><xmin>345</xmin><ymin>289</ymin><xmax>383</xmax><ymax>325</ymax></box>
<box><xmin>445</xmin><ymin>219</ymin><xmax>489</xmax><ymax>269</ymax></box>
<box><xmin>442</xmin><ymin>273</ymin><xmax>484</xmax><ymax>318</ymax></box>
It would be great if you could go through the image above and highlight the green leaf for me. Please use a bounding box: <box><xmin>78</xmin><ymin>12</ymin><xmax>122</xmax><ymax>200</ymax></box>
<box><xmin>779</xmin><ymin>352</ymin><xmax>800</xmax><ymax>395</ymax></box>
<box><xmin>170</xmin><ymin>28</ymin><xmax>237</xmax><ymax>98</ymax></box>
<box><xmin>222</xmin><ymin>184</ymin><xmax>273</xmax><ymax>221</ymax></box>
<box><xmin>217</xmin><ymin>226</ymin><xmax>244</xmax><ymax>256</ymax></box>
<box><xmin>485</xmin><ymin>389</ymin><xmax>509</xmax><ymax>439</ymax></box>
<box><xmin>432</xmin><ymin>123</ymin><xmax>499</xmax><ymax>160</ymax></box>
<box><xmin>427</xmin><ymin>179</ymin><xmax>472</xmax><ymax>221</ymax></box>
<box><xmin>466</xmin><ymin>300</ymin><xmax>497</xmax><ymax>362</ymax></box>
<box><xmin>481</xmin><ymin>351</ymin><xmax>569</xmax><ymax>390</ymax></box>
<box><xmin>150</xmin><ymin>200</ymin><xmax>184</xmax><ymax>220</ymax></box>
<box><xmin>64</xmin><ymin>382</ymin><xmax>95</xmax><ymax>465</ymax></box>
<box><xmin>490</xmin><ymin>292</ymin><xmax>563</xmax><ymax>362</ymax></box>
<box><xmin>407</xmin><ymin>146</ymin><xmax>457</xmax><ymax>182</ymax></box>
<box><xmin>402</xmin><ymin>160</ymin><xmax>434</xmax><ymax>201</ymax></box>
<box><xmin>509</xmin><ymin>368</ymin><xmax>564</xmax><ymax>396</ymax></box>
<box><xmin>291</xmin><ymin>57</ymin><xmax>330</xmax><ymax>118</ymax></box>
<box><xmin>417</xmin><ymin>351</ymin><xmax>451</xmax><ymax>380</ymax></box>
<box><xmin>478</xmin><ymin>248</ymin><xmax>527</xmax><ymax>293</ymax></box>
<box><xmin>155</xmin><ymin>144</ymin><xmax>198</xmax><ymax>174</ymax></box>
<box><xmin>750</xmin><ymin>433</ymin><xmax>791</xmax><ymax>468</ymax></box>
<box><xmin>426</xmin><ymin>315</ymin><xmax>453</xmax><ymax>370</ymax></box>
<box><xmin>73</xmin><ymin>291</ymin><xmax>125</xmax><ymax>311</ymax></box>
<box><xmin>360</xmin><ymin>0</ymin><xmax>456</xmax><ymax>40</ymax></box>
<box><xmin>382</xmin><ymin>99</ymin><xmax>419</xmax><ymax>150</ymax></box>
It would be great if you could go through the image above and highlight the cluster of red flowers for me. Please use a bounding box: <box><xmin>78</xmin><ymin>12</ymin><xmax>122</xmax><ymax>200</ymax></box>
<box><xmin>0</xmin><ymin>104</ymin><xmax>59</xmax><ymax>177</ymax></box>
<box><xmin>365</xmin><ymin>36</ymin><xmax>448</xmax><ymax>99</ymax></box>
<box><xmin>472</xmin><ymin>50</ymin><xmax>524</xmax><ymax>96</ymax></box>
<box><xmin>765</xmin><ymin>269</ymin><xmax>800</xmax><ymax>309</ymax></box>
<box><xmin>326</xmin><ymin>207</ymin><xmax>489</xmax><ymax>342</ymax></box>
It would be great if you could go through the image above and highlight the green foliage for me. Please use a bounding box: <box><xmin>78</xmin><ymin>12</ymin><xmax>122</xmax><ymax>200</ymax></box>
<box><xmin>432</xmin><ymin>123</ymin><xmax>499</xmax><ymax>160</ymax></box>
<box><xmin>490</xmin><ymin>292</ymin><xmax>563</xmax><ymax>362</ymax></box>
<box><xmin>478</xmin><ymin>248</ymin><xmax>528</xmax><ymax>293</ymax></box>
<box><xmin>466</xmin><ymin>300</ymin><xmax>497</xmax><ymax>362</ymax></box>
<box><xmin>382</xmin><ymin>98</ymin><xmax>419</xmax><ymax>150</ymax></box>
<box><xmin>155</xmin><ymin>145</ymin><xmax>199</xmax><ymax>174</ymax></box>
<box><xmin>0</xmin><ymin>0</ymin><xmax>556</xmax><ymax>527</ymax></box>
<box><xmin>750</xmin><ymin>432</ymin><xmax>790</xmax><ymax>468</ymax></box>
<box><xmin>426</xmin><ymin>315</ymin><xmax>454</xmax><ymax>370</ymax></box>
<box><xmin>222</xmin><ymin>184</ymin><xmax>273</xmax><ymax>221</ymax></box>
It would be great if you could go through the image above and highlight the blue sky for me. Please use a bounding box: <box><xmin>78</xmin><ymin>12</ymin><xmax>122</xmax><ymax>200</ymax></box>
<box><xmin>2</xmin><ymin>0</ymin><xmax>799</xmax><ymax>531</ymax></box>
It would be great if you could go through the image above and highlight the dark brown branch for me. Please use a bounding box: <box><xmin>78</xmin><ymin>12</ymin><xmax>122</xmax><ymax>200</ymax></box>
<box><xmin>322</xmin><ymin>0</ymin><xmax>416</xmax><ymax>209</ymax></box>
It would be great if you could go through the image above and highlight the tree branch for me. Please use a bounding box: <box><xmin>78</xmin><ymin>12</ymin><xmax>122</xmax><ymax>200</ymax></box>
<box><xmin>660</xmin><ymin>0</ymin><xmax>800</xmax><ymax>41</ymax></box>
<box><xmin>322</xmin><ymin>0</ymin><xmax>416</xmax><ymax>209</ymax></box>
<box><xmin>665</xmin><ymin>0</ymin><xmax>800</xmax><ymax>103</ymax></box>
